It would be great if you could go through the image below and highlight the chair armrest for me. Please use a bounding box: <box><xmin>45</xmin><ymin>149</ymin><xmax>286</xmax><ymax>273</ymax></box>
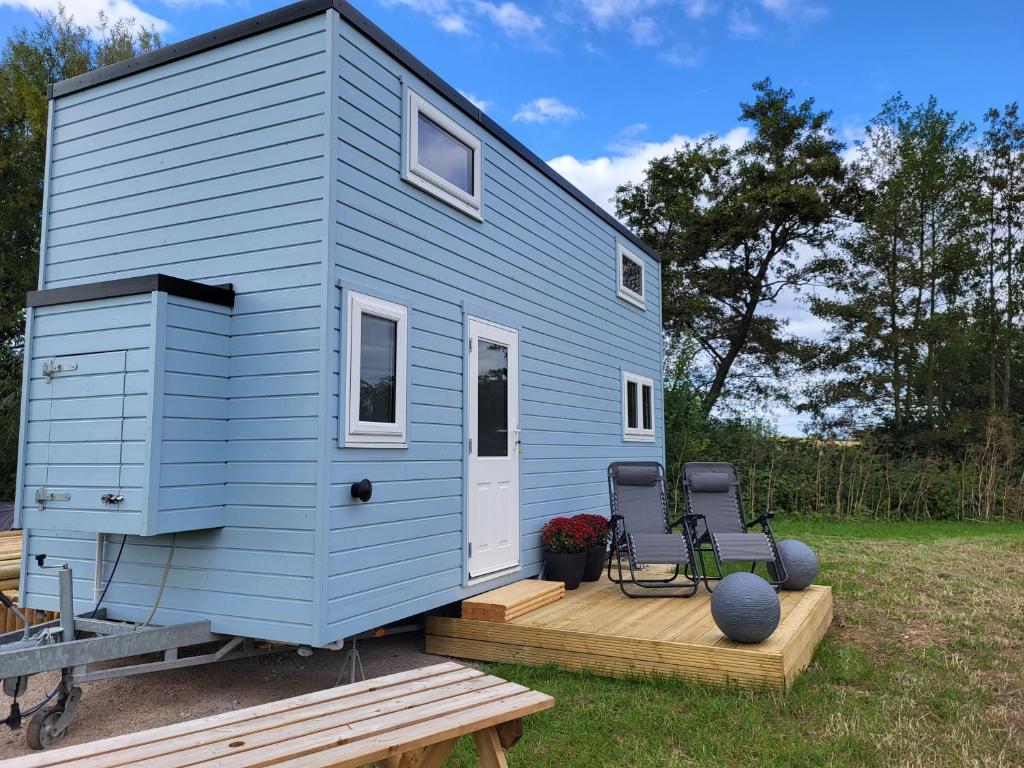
<box><xmin>676</xmin><ymin>512</ymin><xmax>703</xmax><ymax>531</ymax></box>
<box><xmin>743</xmin><ymin>512</ymin><xmax>774</xmax><ymax>529</ymax></box>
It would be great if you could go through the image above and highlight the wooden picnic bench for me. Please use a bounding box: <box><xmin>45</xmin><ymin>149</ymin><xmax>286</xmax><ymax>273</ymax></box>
<box><xmin>2</xmin><ymin>662</ymin><xmax>553</xmax><ymax>768</ymax></box>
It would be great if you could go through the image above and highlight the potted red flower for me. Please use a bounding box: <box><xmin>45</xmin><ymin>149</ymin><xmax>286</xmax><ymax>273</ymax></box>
<box><xmin>540</xmin><ymin>517</ymin><xmax>597</xmax><ymax>589</ymax></box>
<box><xmin>572</xmin><ymin>513</ymin><xmax>611</xmax><ymax>582</ymax></box>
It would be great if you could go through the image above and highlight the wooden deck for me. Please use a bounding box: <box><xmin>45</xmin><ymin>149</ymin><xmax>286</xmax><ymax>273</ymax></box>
<box><xmin>426</xmin><ymin>579</ymin><xmax>832</xmax><ymax>689</ymax></box>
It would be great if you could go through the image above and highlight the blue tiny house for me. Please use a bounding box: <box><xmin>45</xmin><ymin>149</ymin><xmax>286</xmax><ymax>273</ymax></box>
<box><xmin>13</xmin><ymin>0</ymin><xmax>664</xmax><ymax>647</ymax></box>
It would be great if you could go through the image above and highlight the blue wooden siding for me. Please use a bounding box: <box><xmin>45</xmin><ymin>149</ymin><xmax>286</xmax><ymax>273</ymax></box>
<box><xmin>323</xmin><ymin>16</ymin><xmax>664</xmax><ymax>641</ymax></box>
<box><xmin>156</xmin><ymin>296</ymin><xmax>230</xmax><ymax>534</ymax></box>
<box><xmin>19</xmin><ymin>14</ymin><xmax>330</xmax><ymax>644</ymax></box>
<box><xmin>17</xmin><ymin>7</ymin><xmax>663</xmax><ymax>647</ymax></box>
<box><xmin>20</xmin><ymin>295</ymin><xmax>153</xmax><ymax>535</ymax></box>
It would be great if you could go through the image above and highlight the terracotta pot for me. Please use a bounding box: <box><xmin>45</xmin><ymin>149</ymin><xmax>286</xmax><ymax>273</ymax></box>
<box><xmin>582</xmin><ymin>544</ymin><xmax>607</xmax><ymax>582</ymax></box>
<box><xmin>544</xmin><ymin>550</ymin><xmax>586</xmax><ymax>590</ymax></box>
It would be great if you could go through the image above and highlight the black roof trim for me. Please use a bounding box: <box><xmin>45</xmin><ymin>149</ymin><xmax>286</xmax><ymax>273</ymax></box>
<box><xmin>46</xmin><ymin>0</ymin><xmax>660</xmax><ymax>262</ymax></box>
<box><xmin>27</xmin><ymin>274</ymin><xmax>235</xmax><ymax>308</ymax></box>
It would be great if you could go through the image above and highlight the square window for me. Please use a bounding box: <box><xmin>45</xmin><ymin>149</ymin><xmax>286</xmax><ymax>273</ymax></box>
<box><xmin>344</xmin><ymin>291</ymin><xmax>408</xmax><ymax>448</ymax></box>
<box><xmin>404</xmin><ymin>89</ymin><xmax>483</xmax><ymax>219</ymax></box>
<box><xmin>617</xmin><ymin>244</ymin><xmax>646</xmax><ymax>309</ymax></box>
<box><xmin>623</xmin><ymin>371</ymin><xmax>655</xmax><ymax>441</ymax></box>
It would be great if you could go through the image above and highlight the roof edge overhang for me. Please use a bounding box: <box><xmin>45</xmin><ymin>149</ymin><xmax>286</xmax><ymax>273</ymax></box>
<box><xmin>46</xmin><ymin>0</ymin><xmax>660</xmax><ymax>262</ymax></box>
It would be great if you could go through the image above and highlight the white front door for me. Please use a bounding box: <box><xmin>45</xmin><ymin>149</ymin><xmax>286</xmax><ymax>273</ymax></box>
<box><xmin>466</xmin><ymin>317</ymin><xmax>520</xmax><ymax>579</ymax></box>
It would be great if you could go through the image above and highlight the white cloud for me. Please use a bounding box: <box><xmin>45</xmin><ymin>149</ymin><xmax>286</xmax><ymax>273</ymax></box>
<box><xmin>0</xmin><ymin>0</ymin><xmax>170</xmax><ymax>32</ymax></box>
<box><xmin>458</xmin><ymin>90</ymin><xmax>491</xmax><ymax>112</ymax></box>
<box><xmin>436</xmin><ymin>13</ymin><xmax>470</xmax><ymax>33</ymax></box>
<box><xmin>728</xmin><ymin>6</ymin><xmax>760</xmax><ymax>37</ymax></box>
<box><xmin>513</xmin><ymin>96</ymin><xmax>582</xmax><ymax>124</ymax></box>
<box><xmin>581</xmin><ymin>0</ymin><xmax>715</xmax><ymax>26</ymax></box>
<box><xmin>383</xmin><ymin>0</ymin><xmax>542</xmax><ymax>38</ymax></box>
<box><xmin>158</xmin><ymin>0</ymin><xmax>224</xmax><ymax>8</ymax></box>
<box><xmin>474</xmin><ymin>1</ymin><xmax>543</xmax><ymax>36</ymax></box>
<box><xmin>760</xmin><ymin>0</ymin><xmax>827</xmax><ymax>19</ymax></box>
<box><xmin>580</xmin><ymin>0</ymin><xmax>660</xmax><ymax>25</ymax></box>
<box><xmin>629</xmin><ymin>15</ymin><xmax>658</xmax><ymax>45</ymax></box>
<box><xmin>682</xmin><ymin>0</ymin><xmax>715</xmax><ymax>17</ymax></box>
<box><xmin>661</xmin><ymin>43</ymin><xmax>701</xmax><ymax>67</ymax></box>
<box><xmin>548</xmin><ymin>126</ymin><xmax>751</xmax><ymax>214</ymax></box>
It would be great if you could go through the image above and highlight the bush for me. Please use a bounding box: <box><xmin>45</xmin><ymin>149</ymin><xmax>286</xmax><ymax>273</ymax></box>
<box><xmin>571</xmin><ymin>513</ymin><xmax>610</xmax><ymax>545</ymax></box>
<box><xmin>541</xmin><ymin>517</ymin><xmax>598</xmax><ymax>553</ymax></box>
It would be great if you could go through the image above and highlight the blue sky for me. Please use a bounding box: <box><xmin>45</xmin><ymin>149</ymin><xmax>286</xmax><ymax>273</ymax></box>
<box><xmin>2</xmin><ymin>0</ymin><xmax>1021</xmax><ymax>432</ymax></box>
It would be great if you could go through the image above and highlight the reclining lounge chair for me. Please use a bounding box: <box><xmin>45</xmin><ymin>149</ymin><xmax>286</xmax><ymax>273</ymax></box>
<box><xmin>606</xmin><ymin>461</ymin><xmax>699</xmax><ymax>598</ymax></box>
<box><xmin>683</xmin><ymin>461</ymin><xmax>787</xmax><ymax>591</ymax></box>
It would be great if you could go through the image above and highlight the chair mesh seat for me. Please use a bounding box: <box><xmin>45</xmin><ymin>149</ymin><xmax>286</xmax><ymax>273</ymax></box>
<box><xmin>627</xmin><ymin>533</ymin><xmax>691</xmax><ymax>567</ymax></box>
<box><xmin>711</xmin><ymin>532</ymin><xmax>774</xmax><ymax>562</ymax></box>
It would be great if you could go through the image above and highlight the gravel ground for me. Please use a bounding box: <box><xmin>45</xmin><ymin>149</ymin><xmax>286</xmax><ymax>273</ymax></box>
<box><xmin>0</xmin><ymin>629</ymin><xmax>456</xmax><ymax>759</ymax></box>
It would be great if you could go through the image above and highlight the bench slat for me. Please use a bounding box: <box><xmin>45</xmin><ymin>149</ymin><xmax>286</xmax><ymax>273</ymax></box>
<box><xmin>129</xmin><ymin>676</ymin><xmax>518</xmax><ymax>768</ymax></box>
<box><xmin>189</xmin><ymin>683</ymin><xmax>540</xmax><ymax>768</ymax></box>
<box><xmin>54</xmin><ymin>669</ymin><xmax>487</xmax><ymax>768</ymax></box>
<box><xmin>270</xmin><ymin>691</ymin><xmax>554</xmax><ymax>768</ymax></box>
<box><xmin>8</xmin><ymin>663</ymin><xmax>467</xmax><ymax>768</ymax></box>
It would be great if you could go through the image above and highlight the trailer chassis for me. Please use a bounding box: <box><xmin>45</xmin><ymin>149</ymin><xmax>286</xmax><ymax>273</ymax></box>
<box><xmin>0</xmin><ymin>566</ymin><xmax>277</xmax><ymax>750</ymax></box>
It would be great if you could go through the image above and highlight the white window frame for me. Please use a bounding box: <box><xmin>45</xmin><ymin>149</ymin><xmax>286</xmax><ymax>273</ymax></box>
<box><xmin>404</xmin><ymin>89</ymin><xmax>483</xmax><ymax>220</ymax></box>
<box><xmin>617</xmin><ymin>243</ymin><xmax>646</xmax><ymax>309</ymax></box>
<box><xmin>622</xmin><ymin>371</ymin><xmax>655</xmax><ymax>442</ymax></box>
<box><xmin>345</xmin><ymin>291</ymin><xmax>408</xmax><ymax>448</ymax></box>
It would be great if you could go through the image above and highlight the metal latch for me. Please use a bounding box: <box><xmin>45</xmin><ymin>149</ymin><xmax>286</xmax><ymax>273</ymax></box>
<box><xmin>42</xmin><ymin>360</ymin><xmax>78</xmax><ymax>381</ymax></box>
<box><xmin>101</xmin><ymin>493</ymin><xmax>125</xmax><ymax>506</ymax></box>
<box><xmin>35</xmin><ymin>488</ymin><xmax>70</xmax><ymax>509</ymax></box>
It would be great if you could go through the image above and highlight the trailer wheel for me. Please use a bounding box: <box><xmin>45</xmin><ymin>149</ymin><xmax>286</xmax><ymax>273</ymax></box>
<box><xmin>26</xmin><ymin>706</ymin><xmax>67</xmax><ymax>750</ymax></box>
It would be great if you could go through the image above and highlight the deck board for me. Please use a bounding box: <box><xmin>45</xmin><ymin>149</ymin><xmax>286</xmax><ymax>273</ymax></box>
<box><xmin>426</xmin><ymin>580</ymin><xmax>832</xmax><ymax>689</ymax></box>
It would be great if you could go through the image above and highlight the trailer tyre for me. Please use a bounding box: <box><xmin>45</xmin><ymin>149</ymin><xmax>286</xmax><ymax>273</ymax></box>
<box><xmin>26</xmin><ymin>706</ymin><xmax>67</xmax><ymax>750</ymax></box>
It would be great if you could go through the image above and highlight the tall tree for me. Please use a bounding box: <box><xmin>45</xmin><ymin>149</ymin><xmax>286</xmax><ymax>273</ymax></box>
<box><xmin>981</xmin><ymin>103</ymin><xmax>1024</xmax><ymax>413</ymax></box>
<box><xmin>0</xmin><ymin>9</ymin><xmax>158</xmax><ymax>497</ymax></box>
<box><xmin>807</xmin><ymin>96</ymin><xmax>987</xmax><ymax>441</ymax></box>
<box><xmin>615</xmin><ymin>78</ymin><xmax>849</xmax><ymax>414</ymax></box>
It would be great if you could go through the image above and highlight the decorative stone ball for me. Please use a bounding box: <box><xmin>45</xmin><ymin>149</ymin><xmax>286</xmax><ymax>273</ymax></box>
<box><xmin>710</xmin><ymin>572</ymin><xmax>781</xmax><ymax>644</ymax></box>
<box><xmin>768</xmin><ymin>538</ymin><xmax>819</xmax><ymax>591</ymax></box>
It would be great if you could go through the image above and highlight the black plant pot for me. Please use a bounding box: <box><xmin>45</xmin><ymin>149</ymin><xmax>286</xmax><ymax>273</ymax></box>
<box><xmin>582</xmin><ymin>544</ymin><xmax>607</xmax><ymax>582</ymax></box>
<box><xmin>544</xmin><ymin>550</ymin><xmax>586</xmax><ymax>590</ymax></box>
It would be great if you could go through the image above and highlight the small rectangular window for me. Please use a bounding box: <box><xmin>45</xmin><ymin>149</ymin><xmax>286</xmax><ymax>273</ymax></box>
<box><xmin>623</xmin><ymin>371</ymin><xmax>655</xmax><ymax>441</ymax></box>
<box><xmin>417</xmin><ymin>112</ymin><xmax>474</xmax><ymax>195</ymax></box>
<box><xmin>626</xmin><ymin>381</ymin><xmax>638</xmax><ymax>430</ymax></box>
<box><xmin>405</xmin><ymin>89</ymin><xmax>483</xmax><ymax>219</ymax></box>
<box><xmin>345</xmin><ymin>291</ymin><xmax>408</xmax><ymax>448</ymax></box>
<box><xmin>477</xmin><ymin>341</ymin><xmax>510</xmax><ymax>457</ymax></box>
<box><xmin>358</xmin><ymin>314</ymin><xmax>398</xmax><ymax>424</ymax></box>
<box><xmin>617</xmin><ymin>244</ymin><xmax>646</xmax><ymax>309</ymax></box>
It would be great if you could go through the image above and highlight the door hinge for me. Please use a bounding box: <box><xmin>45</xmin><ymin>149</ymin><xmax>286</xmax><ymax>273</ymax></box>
<box><xmin>468</xmin><ymin>438</ymin><xmax>473</xmax><ymax>454</ymax></box>
<box><xmin>42</xmin><ymin>360</ymin><xmax>78</xmax><ymax>382</ymax></box>
<box><xmin>35</xmin><ymin>488</ymin><xmax>70</xmax><ymax>510</ymax></box>
<box><xmin>468</xmin><ymin>542</ymin><xmax>473</xmax><ymax>558</ymax></box>
<box><xmin>468</xmin><ymin>337</ymin><xmax>473</xmax><ymax>351</ymax></box>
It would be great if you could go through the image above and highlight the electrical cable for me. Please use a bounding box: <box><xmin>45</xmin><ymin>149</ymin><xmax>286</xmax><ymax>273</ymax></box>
<box><xmin>140</xmin><ymin>534</ymin><xmax>176</xmax><ymax>627</ymax></box>
<box><xmin>15</xmin><ymin>535</ymin><xmax>128</xmax><ymax>721</ymax></box>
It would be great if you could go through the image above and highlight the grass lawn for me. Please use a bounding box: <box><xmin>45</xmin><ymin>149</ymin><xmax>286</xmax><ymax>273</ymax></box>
<box><xmin>448</xmin><ymin>521</ymin><xmax>1024</xmax><ymax>768</ymax></box>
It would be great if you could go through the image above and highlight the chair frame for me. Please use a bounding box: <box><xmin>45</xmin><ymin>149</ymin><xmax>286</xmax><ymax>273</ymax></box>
<box><xmin>682</xmin><ymin>463</ymin><xmax>788</xmax><ymax>593</ymax></box>
<box><xmin>606</xmin><ymin>462</ymin><xmax>700</xmax><ymax>598</ymax></box>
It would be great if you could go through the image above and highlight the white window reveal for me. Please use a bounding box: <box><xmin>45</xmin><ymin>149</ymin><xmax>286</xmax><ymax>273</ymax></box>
<box><xmin>404</xmin><ymin>89</ymin><xmax>483</xmax><ymax>219</ymax></box>
<box><xmin>617</xmin><ymin>244</ymin><xmax>646</xmax><ymax>309</ymax></box>
<box><xmin>345</xmin><ymin>291</ymin><xmax>408</xmax><ymax>448</ymax></box>
<box><xmin>622</xmin><ymin>371</ymin><xmax>655</xmax><ymax>441</ymax></box>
